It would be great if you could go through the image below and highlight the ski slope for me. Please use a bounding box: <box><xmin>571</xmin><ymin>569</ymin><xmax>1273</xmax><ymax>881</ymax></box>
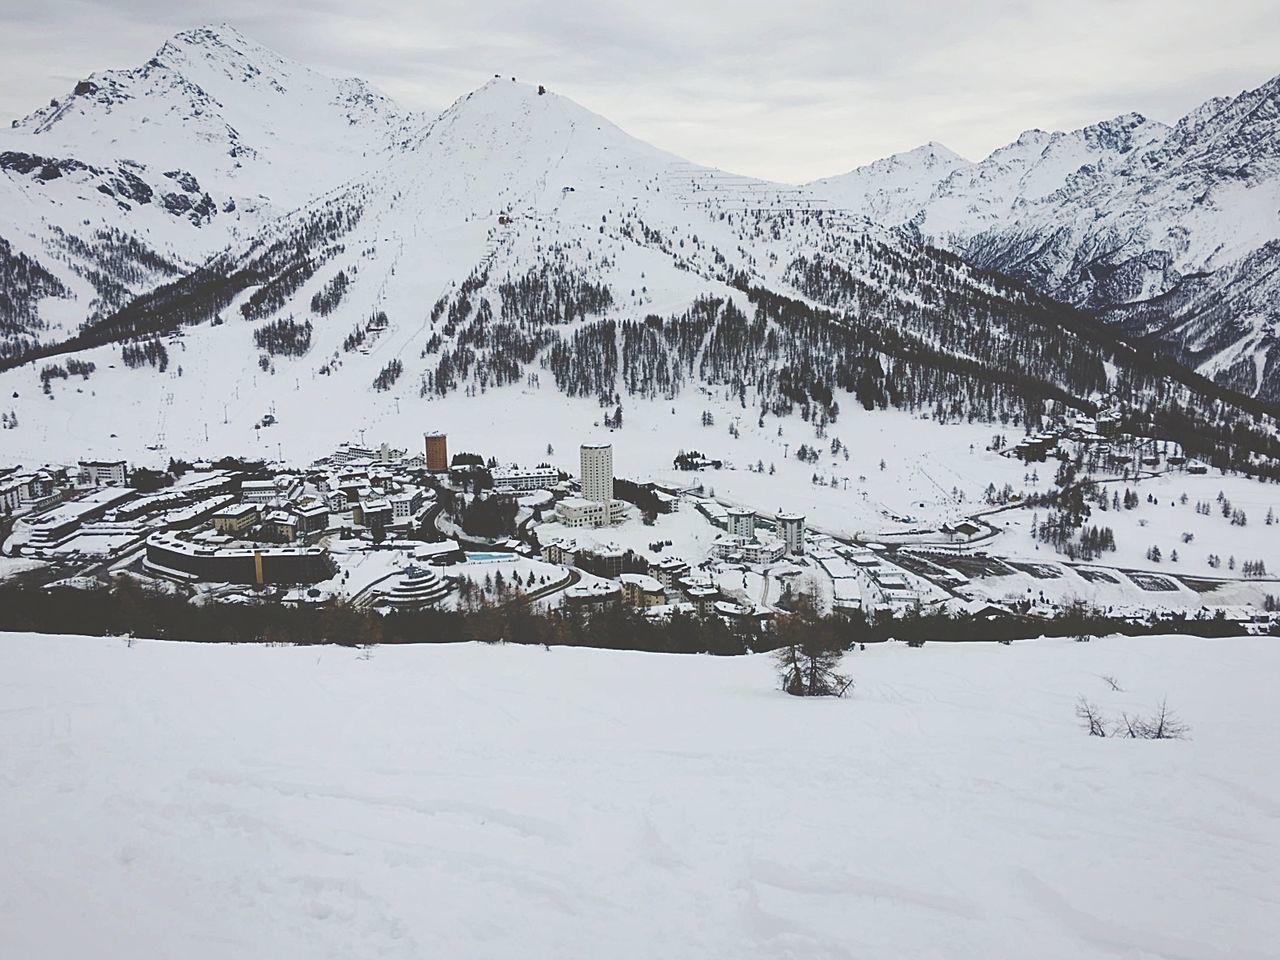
<box><xmin>1</xmin><ymin>631</ymin><xmax>1275</xmax><ymax>959</ymax></box>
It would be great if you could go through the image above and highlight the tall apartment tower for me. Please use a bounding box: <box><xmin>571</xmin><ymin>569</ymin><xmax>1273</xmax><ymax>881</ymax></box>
<box><xmin>727</xmin><ymin>508</ymin><xmax>756</xmax><ymax>540</ymax></box>
<box><xmin>424</xmin><ymin>433</ymin><xmax>448</xmax><ymax>472</ymax></box>
<box><xmin>580</xmin><ymin>443</ymin><xmax>614</xmax><ymax>505</ymax></box>
<box><xmin>775</xmin><ymin>512</ymin><xmax>806</xmax><ymax>556</ymax></box>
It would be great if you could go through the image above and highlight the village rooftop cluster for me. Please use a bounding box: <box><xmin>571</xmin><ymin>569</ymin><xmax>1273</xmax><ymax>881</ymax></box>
<box><xmin>1</xmin><ymin>416</ymin><xmax>1277</xmax><ymax>631</ymax></box>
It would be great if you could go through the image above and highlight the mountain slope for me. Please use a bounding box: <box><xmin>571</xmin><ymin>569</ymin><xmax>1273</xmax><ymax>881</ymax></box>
<box><xmin>815</xmin><ymin>78</ymin><xmax>1280</xmax><ymax>399</ymax></box>
<box><xmin>4</xmin><ymin>73</ymin><xmax>1277</xmax><ymax>488</ymax></box>
<box><xmin>0</xmin><ymin>24</ymin><xmax>415</xmax><ymax>358</ymax></box>
<box><xmin>47</xmin><ymin>79</ymin><xmax>1120</xmax><ymax>418</ymax></box>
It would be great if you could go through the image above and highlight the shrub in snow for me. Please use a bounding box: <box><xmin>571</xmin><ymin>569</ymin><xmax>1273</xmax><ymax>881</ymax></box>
<box><xmin>1075</xmin><ymin>696</ymin><xmax>1189</xmax><ymax>739</ymax></box>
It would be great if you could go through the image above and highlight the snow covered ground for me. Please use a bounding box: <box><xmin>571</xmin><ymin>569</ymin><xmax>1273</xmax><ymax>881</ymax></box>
<box><xmin>446</xmin><ymin>554</ymin><xmax>569</xmax><ymax>609</ymax></box>
<box><xmin>994</xmin><ymin>472</ymin><xmax>1280</xmax><ymax>577</ymax></box>
<box><xmin>0</xmin><ymin>556</ymin><xmax>47</xmax><ymax>580</ymax></box>
<box><xmin>2</xmin><ymin>632</ymin><xmax>1275</xmax><ymax>959</ymax></box>
<box><xmin>0</xmin><ymin>365</ymin><xmax>1028</xmax><ymax>544</ymax></box>
<box><xmin>536</xmin><ymin>501</ymin><xmax>719</xmax><ymax>564</ymax></box>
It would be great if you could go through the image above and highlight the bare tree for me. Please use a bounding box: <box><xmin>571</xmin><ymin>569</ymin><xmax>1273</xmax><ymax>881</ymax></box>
<box><xmin>1078</xmin><ymin>696</ymin><xmax>1190</xmax><ymax>739</ymax></box>
<box><xmin>1123</xmin><ymin>698</ymin><xmax>1190</xmax><ymax>740</ymax></box>
<box><xmin>1116</xmin><ymin>712</ymin><xmax>1145</xmax><ymax>738</ymax></box>
<box><xmin>1075</xmin><ymin>697</ymin><xmax>1108</xmax><ymax>737</ymax></box>
<box><xmin>772</xmin><ymin>597</ymin><xmax>852</xmax><ymax>698</ymax></box>
<box><xmin>1099</xmin><ymin>675</ymin><xmax>1123</xmax><ymax>692</ymax></box>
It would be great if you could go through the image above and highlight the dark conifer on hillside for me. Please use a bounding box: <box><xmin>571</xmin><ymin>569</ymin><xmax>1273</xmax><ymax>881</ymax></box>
<box><xmin>253</xmin><ymin>316</ymin><xmax>312</xmax><ymax>356</ymax></box>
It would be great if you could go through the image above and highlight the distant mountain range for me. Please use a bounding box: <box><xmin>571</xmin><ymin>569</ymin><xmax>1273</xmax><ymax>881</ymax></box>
<box><xmin>0</xmin><ymin>26</ymin><xmax>414</xmax><ymax>354</ymax></box>
<box><xmin>812</xmin><ymin>77</ymin><xmax>1280</xmax><ymax>401</ymax></box>
<box><xmin>0</xmin><ymin>25</ymin><xmax>1276</xmax><ymax>471</ymax></box>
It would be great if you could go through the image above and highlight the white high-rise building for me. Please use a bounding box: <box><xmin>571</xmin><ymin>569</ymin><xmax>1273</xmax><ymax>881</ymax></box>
<box><xmin>776</xmin><ymin>512</ymin><xmax>806</xmax><ymax>556</ymax></box>
<box><xmin>580</xmin><ymin>444</ymin><xmax>614</xmax><ymax>505</ymax></box>
<box><xmin>727</xmin><ymin>508</ymin><xmax>756</xmax><ymax>539</ymax></box>
<box><xmin>556</xmin><ymin>443</ymin><xmax>623</xmax><ymax>528</ymax></box>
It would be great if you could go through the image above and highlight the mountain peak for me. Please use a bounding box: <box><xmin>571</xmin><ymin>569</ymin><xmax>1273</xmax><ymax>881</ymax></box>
<box><xmin>814</xmin><ymin>140</ymin><xmax>968</xmax><ymax>184</ymax></box>
<box><xmin>908</xmin><ymin>141</ymin><xmax>967</xmax><ymax>164</ymax></box>
<box><xmin>456</xmin><ymin>75</ymin><xmax>563</xmax><ymax>108</ymax></box>
<box><xmin>165</xmin><ymin>23</ymin><xmax>254</xmax><ymax>49</ymax></box>
<box><xmin>427</xmin><ymin>73</ymin><xmax>666</xmax><ymax>163</ymax></box>
<box><xmin>150</xmin><ymin>22</ymin><xmax>292</xmax><ymax>80</ymax></box>
<box><xmin>1075</xmin><ymin>111</ymin><xmax>1165</xmax><ymax>153</ymax></box>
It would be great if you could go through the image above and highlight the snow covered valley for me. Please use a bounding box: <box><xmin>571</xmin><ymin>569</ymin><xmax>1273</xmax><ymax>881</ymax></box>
<box><xmin>2</xmin><ymin>631</ymin><xmax>1276</xmax><ymax>958</ymax></box>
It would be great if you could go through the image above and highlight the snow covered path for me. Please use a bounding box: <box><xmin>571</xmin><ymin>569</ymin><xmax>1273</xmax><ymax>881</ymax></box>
<box><xmin>1</xmin><ymin>633</ymin><xmax>1276</xmax><ymax>958</ymax></box>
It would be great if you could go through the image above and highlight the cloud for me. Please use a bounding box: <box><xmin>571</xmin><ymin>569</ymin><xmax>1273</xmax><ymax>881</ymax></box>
<box><xmin>1</xmin><ymin>0</ymin><xmax>1277</xmax><ymax>181</ymax></box>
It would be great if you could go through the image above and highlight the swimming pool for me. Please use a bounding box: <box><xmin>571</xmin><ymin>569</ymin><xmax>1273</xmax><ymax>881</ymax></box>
<box><xmin>465</xmin><ymin>551</ymin><xmax>513</xmax><ymax>563</ymax></box>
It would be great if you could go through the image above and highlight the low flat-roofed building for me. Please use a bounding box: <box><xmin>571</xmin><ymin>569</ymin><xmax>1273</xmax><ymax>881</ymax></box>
<box><xmin>712</xmin><ymin>534</ymin><xmax>744</xmax><ymax>560</ymax></box>
<box><xmin>411</xmin><ymin>539</ymin><xmax>466</xmax><ymax>565</ymax></box>
<box><xmin>542</xmin><ymin>538</ymin><xmax>575</xmax><ymax>566</ymax></box>
<box><xmin>741</xmin><ymin>535</ymin><xmax>786</xmax><ymax>565</ymax></box>
<box><xmin>652</xmin><ymin>558</ymin><xmax>690</xmax><ymax>589</ymax></box>
<box><xmin>241</xmin><ymin>479</ymin><xmax>280</xmax><ymax>504</ymax></box>
<box><xmin>555</xmin><ymin>496</ymin><xmax>609</xmax><ymax>528</ymax></box>
<box><xmin>578</xmin><ymin>544</ymin><xmax>626</xmax><ymax>578</ymax></box>
<box><xmin>712</xmin><ymin>533</ymin><xmax>785</xmax><ymax>565</ymax></box>
<box><xmin>79</xmin><ymin>459</ymin><xmax>127</xmax><ymax>487</ymax></box>
<box><xmin>294</xmin><ymin>502</ymin><xmax>330</xmax><ymax>537</ymax></box>
<box><xmin>14</xmin><ymin>486</ymin><xmax>137</xmax><ymax>551</ymax></box>
<box><xmin>262</xmin><ymin>510</ymin><xmax>300</xmax><ymax>543</ymax></box>
<box><xmin>211</xmin><ymin>502</ymin><xmax>258</xmax><ymax>535</ymax></box>
<box><xmin>353</xmin><ymin>498</ymin><xmax>393</xmax><ymax>529</ymax></box>
<box><xmin>684</xmin><ymin>584</ymin><xmax>720</xmax><ymax>616</ymax></box>
<box><xmin>144</xmin><ymin>531</ymin><xmax>333</xmax><ymax>584</ymax></box>
<box><xmin>619</xmin><ymin>573</ymin><xmax>665</xmax><ymax>608</ymax></box>
<box><xmin>491</xmin><ymin>465</ymin><xmax>560</xmax><ymax>492</ymax></box>
<box><xmin>563</xmin><ymin>580</ymin><xmax>622</xmax><ymax>609</ymax></box>
<box><xmin>389</xmin><ymin>489</ymin><xmax>424</xmax><ymax>520</ymax></box>
<box><xmin>0</xmin><ymin>477</ymin><xmax>26</xmax><ymax>513</ymax></box>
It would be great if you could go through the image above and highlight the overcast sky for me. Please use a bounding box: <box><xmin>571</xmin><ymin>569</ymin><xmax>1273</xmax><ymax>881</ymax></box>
<box><xmin>2</xmin><ymin>0</ymin><xmax>1277</xmax><ymax>182</ymax></box>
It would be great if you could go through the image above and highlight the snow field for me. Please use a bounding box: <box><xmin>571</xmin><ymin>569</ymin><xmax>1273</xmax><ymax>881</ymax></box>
<box><xmin>994</xmin><ymin>471</ymin><xmax>1280</xmax><ymax>577</ymax></box>
<box><xmin>1</xmin><ymin>631</ymin><xmax>1276</xmax><ymax>959</ymax></box>
<box><xmin>0</xmin><ymin>367</ymin><xmax>1034</xmax><ymax>542</ymax></box>
<box><xmin>445</xmin><ymin>555</ymin><xmax>570</xmax><ymax>609</ymax></box>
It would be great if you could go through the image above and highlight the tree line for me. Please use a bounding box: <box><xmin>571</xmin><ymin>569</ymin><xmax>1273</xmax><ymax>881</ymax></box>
<box><xmin>0</xmin><ymin>580</ymin><xmax>1266</xmax><ymax>655</ymax></box>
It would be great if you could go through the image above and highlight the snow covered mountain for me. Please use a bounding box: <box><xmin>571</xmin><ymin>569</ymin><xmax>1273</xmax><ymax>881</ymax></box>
<box><xmin>813</xmin><ymin>76</ymin><xmax>1280</xmax><ymax>400</ymax></box>
<box><xmin>1</xmin><ymin>75</ymin><xmax>1134</xmax><ymax>456</ymax></box>
<box><xmin>0</xmin><ymin>25</ymin><xmax>415</xmax><ymax>358</ymax></box>
<box><xmin>1</xmin><ymin>30</ymin><xmax>1276</xmax><ymax>476</ymax></box>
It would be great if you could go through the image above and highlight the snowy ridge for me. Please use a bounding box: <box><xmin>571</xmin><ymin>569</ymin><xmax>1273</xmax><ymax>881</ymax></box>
<box><xmin>8</xmin><ymin>23</ymin><xmax>412</xmax><ymax>205</ymax></box>
<box><xmin>1</xmin><ymin>29</ymin><xmax>1277</xmax><ymax>472</ymax></box>
<box><xmin>0</xmin><ymin>24</ymin><xmax>417</xmax><ymax>351</ymax></box>
<box><xmin>812</xmin><ymin>78</ymin><xmax>1280</xmax><ymax>399</ymax></box>
<box><xmin>0</xmin><ymin>71</ymin><xmax>1140</xmax><ymax>467</ymax></box>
